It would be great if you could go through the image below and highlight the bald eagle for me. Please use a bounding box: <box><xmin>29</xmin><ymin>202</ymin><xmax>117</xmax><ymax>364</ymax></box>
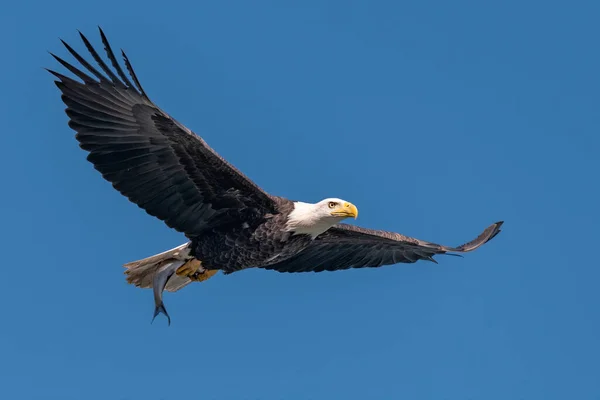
<box><xmin>48</xmin><ymin>28</ymin><xmax>503</xmax><ymax>324</ymax></box>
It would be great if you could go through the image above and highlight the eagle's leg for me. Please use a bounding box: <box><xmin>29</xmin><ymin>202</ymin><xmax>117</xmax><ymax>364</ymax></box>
<box><xmin>176</xmin><ymin>259</ymin><xmax>202</xmax><ymax>278</ymax></box>
<box><xmin>190</xmin><ymin>269</ymin><xmax>219</xmax><ymax>282</ymax></box>
<box><xmin>175</xmin><ymin>259</ymin><xmax>219</xmax><ymax>282</ymax></box>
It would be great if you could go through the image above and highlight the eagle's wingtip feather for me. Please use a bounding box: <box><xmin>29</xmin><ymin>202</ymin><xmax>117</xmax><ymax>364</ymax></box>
<box><xmin>449</xmin><ymin>220</ymin><xmax>504</xmax><ymax>253</ymax></box>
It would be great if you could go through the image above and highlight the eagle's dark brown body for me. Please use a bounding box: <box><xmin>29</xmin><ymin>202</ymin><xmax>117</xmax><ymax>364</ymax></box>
<box><xmin>191</xmin><ymin>197</ymin><xmax>312</xmax><ymax>272</ymax></box>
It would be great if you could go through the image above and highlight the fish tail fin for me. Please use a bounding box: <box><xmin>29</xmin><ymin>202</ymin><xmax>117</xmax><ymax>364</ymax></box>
<box><xmin>152</xmin><ymin>302</ymin><xmax>171</xmax><ymax>326</ymax></box>
<box><xmin>123</xmin><ymin>242</ymin><xmax>193</xmax><ymax>293</ymax></box>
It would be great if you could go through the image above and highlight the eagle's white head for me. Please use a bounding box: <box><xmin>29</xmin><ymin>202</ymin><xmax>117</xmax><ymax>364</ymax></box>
<box><xmin>286</xmin><ymin>198</ymin><xmax>359</xmax><ymax>238</ymax></box>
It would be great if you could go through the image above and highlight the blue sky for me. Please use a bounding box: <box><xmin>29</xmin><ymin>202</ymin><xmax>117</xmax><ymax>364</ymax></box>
<box><xmin>2</xmin><ymin>0</ymin><xmax>599</xmax><ymax>399</ymax></box>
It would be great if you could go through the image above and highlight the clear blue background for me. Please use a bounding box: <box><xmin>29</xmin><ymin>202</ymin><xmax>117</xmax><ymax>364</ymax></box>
<box><xmin>2</xmin><ymin>1</ymin><xmax>599</xmax><ymax>399</ymax></box>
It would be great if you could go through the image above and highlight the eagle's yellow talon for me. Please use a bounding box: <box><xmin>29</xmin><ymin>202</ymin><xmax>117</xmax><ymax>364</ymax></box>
<box><xmin>175</xmin><ymin>259</ymin><xmax>218</xmax><ymax>282</ymax></box>
<box><xmin>190</xmin><ymin>269</ymin><xmax>219</xmax><ymax>282</ymax></box>
<box><xmin>176</xmin><ymin>259</ymin><xmax>202</xmax><ymax>277</ymax></box>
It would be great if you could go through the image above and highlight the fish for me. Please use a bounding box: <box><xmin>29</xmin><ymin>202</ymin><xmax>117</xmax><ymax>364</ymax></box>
<box><xmin>151</xmin><ymin>260</ymin><xmax>185</xmax><ymax>326</ymax></box>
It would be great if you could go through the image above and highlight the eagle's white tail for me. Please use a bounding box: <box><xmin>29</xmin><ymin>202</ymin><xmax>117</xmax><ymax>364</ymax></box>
<box><xmin>123</xmin><ymin>242</ymin><xmax>193</xmax><ymax>293</ymax></box>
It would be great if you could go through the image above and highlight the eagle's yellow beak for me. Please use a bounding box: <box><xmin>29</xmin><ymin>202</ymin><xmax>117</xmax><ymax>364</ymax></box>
<box><xmin>331</xmin><ymin>202</ymin><xmax>358</xmax><ymax>219</ymax></box>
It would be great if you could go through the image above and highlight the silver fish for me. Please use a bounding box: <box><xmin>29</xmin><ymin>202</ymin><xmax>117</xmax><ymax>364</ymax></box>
<box><xmin>151</xmin><ymin>260</ymin><xmax>185</xmax><ymax>326</ymax></box>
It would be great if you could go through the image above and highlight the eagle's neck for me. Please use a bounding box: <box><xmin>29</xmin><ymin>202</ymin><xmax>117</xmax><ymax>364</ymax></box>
<box><xmin>285</xmin><ymin>201</ymin><xmax>334</xmax><ymax>239</ymax></box>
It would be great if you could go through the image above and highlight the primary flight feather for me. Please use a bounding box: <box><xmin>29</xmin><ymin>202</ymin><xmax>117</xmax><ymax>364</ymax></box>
<box><xmin>48</xmin><ymin>28</ymin><xmax>503</xmax><ymax>324</ymax></box>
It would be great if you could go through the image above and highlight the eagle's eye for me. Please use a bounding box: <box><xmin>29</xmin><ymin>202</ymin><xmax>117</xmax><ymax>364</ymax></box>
<box><xmin>328</xmin><ymin>202</ymin><xmax>337</xmax><ymax>208</ymax></box>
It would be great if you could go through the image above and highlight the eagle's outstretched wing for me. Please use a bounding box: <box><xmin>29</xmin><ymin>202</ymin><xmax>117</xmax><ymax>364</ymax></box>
<box><xmin>264</xmin><ymin>221</ymin><xmax>503</xmax><ymax>273</ymax></box>
<box><xmin>48</xmin><ymin>28</ymin><xmax>277</xmax><ymax>237</ymax></box>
